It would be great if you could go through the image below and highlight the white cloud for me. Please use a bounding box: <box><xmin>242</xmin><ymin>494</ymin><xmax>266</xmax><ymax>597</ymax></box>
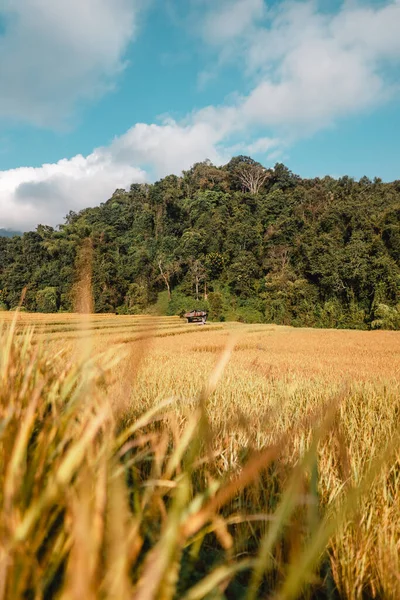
<box><xmin>226</xmin><ymin>136</ymin><xmax>280</xmax><ymax>155</ymax></box>
<box><xmin>241</xmin><ymin>41</ymin><xmax>384</xmax><ymax>132</ymax></box>
<box><xmin>199</xmin><ymin>0</ymin><xmax>400</xmax><ymax>133</ymax></box>
<box><xmin>195</xmin><ymin>0</ymin><xmax>266</xmax><ymax>87</ymax></box>
<box><xmin>201</xmin><ymin>0</ymin><xmax>265</xmax><ymax>44</ymax></box>
<box><xmin>332</xmin><ymin>1</ymin><xmax>400</xmax><ymax>59</ymax></box>
<box><xmin>0</xmin><ymin>152</ymin><xmax>146</xmax><ymax>230</ymax></box>
<box><xmin>0</xmin><ymin>0</ymin><xmax>139</xmax><ymax>126</ymax></box>
<box><xmin>109</xmin><ymin>120</ymin><xmax>228</xmax><ymax>175</ymax></box>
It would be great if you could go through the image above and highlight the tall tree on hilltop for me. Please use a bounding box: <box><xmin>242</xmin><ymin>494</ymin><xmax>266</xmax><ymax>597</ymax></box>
<box><xmin>225</xmin><ymin>155</ymin><xmax>271</xmax><ymax>194</ymax></box>
<box><xmin>237</xmin><ymin>163</ymin><xmax>271</xmax><ymax>194</ymax></box>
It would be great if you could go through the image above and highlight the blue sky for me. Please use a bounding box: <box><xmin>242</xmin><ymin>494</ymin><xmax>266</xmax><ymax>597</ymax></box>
<box><xmin>0</xmin><ymin>0</ymin><xmax>400</xmax><ymax>230</ymax></box>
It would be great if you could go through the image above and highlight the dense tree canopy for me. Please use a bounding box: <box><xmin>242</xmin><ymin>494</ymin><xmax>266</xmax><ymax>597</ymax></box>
<box><xmin>1</xmin><ymin>158</ymin><xmax>400</xmax><ymax>329</ymax></box>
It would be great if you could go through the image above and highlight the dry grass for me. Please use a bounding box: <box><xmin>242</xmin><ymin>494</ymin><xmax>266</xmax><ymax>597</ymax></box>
<box><xmin>0</xmin><ymin>310</ymin><xmax>399</xmax><ymax>599</ymax></box>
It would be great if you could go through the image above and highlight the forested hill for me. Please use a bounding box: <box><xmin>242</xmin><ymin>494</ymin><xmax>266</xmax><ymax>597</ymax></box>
<box><xmin>1</xmin><ymin>157</ymin><xmax>400</xmax><ymax>329</ymax></box>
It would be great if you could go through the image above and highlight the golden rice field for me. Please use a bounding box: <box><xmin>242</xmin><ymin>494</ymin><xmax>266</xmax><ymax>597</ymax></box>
<box><xmin>0</xmin><ymin>311</ymin><xmax>399</xmax><ymax>599</ymax></box>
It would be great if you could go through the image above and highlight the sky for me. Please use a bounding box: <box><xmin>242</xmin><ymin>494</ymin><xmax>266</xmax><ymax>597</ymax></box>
<box><xmin>0</xmin><ymin>0</ymin><xmax>400</xmax><ymax>231</ymax></box>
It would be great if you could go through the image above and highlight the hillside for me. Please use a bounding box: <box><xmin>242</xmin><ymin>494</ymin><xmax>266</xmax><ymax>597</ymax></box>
<box><xmin>0</xmin><ymin>229</ymin><xmax>22</xmax><ymax>238</ymax></box>
<box><xmin>1</xmin><ymin>157</ymin><xmax>400</xmax><ymax>329</ymax></box>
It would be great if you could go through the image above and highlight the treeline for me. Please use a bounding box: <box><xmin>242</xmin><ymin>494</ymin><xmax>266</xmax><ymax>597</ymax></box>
<box><xmin>1</xmin><ymin>157</ymin><xmax>400</xmax><ymax>329</ymax></box>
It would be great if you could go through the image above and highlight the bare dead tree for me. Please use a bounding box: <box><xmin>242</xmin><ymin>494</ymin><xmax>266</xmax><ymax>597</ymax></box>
<box><xmin>188</xmin><ymin>259</ymin><xmax>206</xmax><ymax>301</ymax></box>
<box><xmin>157</xmin><ymin>256</ymin><xmax>180</xmax><ymax>300</ymax></box>
<box><xmin>237</xmin><ymin>164</ymin><xmax>271</xmax><ymax>194</ymax></box>
<box><xmin>268</xmin><ymin>245</ymin><xmax>290</xmax><ymax>273</ymax></box>
<box><xmin>157</xmin><ymin>258</ymin><xmax>171</xmax><ymax>300</ymax></box>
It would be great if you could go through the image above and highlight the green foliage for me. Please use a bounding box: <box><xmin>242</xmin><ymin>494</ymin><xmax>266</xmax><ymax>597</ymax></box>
<box><xmin>0</xmin><ymin>288</ymin><xmax>7</xmax><ymax>310</ymax></box>
<box><xmin>125</xmin><ymin>280</ymin><xmax>149</xmax><ymax>313</ymax></box>
<box><xmin>167</xmin><ymin>292</ymin><xmax>208</xmax><ymax>317</ymax></box>
<box><xmin>207</xmin><ymin>292</ymin><xmax>224</xmax><ymax>321</ymax></box>
<box><xmin>205</xmin><ymin>252</ymin><xmax>225</xmax><ymax>279</ymax></box>
<box><xmin>36</xmin><ymin>287</ymin><xmax>58</xmax><ymax>313</ymax></box>
<box><xmin>263</xmin><ymin>271</ymin><xmax>319</xmax><ymax>326</ymax></box>
<box><xmin>371</xmin><ymin>303</ymin><xmax>400</xmax><ymax>330</ymax></box>
<box><xmin>236</xmin><ymin>306</ymin><xmax>264</xmax><ymax>324</ymax></box>
<box><xmin>154</xmin><ymin>291</ymin><xmax>170</xmax><ymax>316</ymax></box>
<box><xmin>1</xmin><ymin>158</ymin><xmax>399</xmax><ymax>328</ymax></box>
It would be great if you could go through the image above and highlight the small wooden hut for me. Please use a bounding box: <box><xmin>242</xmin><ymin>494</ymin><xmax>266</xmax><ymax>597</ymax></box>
<box><xmin>183</xmin><ymin>310</ymin><xmax>207</xmax><ymax>324</ymax></box>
